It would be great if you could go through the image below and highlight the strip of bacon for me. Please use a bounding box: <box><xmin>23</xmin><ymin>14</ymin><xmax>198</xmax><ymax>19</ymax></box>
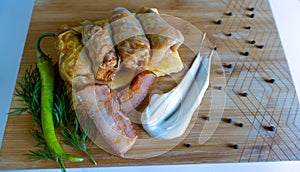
<box><xmin>76</xmin><ymin>71</ymin><xmax>156</xmax><ymax>156</ymax></box>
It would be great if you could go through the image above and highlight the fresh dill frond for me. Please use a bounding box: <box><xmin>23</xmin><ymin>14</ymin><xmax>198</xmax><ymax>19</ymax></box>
<box><xmin>27</xmin><ymin>152</ymin><xmax>66</xmax><ymax>172</ymax></box>
<box><xmin>10</xmin><ymin>66</ymin><xmax>42</xmax><ymax>127</ymax></box>
<box><xmin>12</xmin><ymin>65</ymin><xmax>97</xmax><ymax>169</ymax></box>
<box><xmin>26</xmin><ymin>145</ymin><xmax>66</xmax><ymax>172</ymax></box>
<box><xmin>60</xmin><ymin>119</ymin><xmax>97</xmax><ymax>165</ymax></box>
<box><xmin>28</xmin><ymin>130</ymin><xmax>66</xmax><ymax>172</ymax></box>
<box><xmin>26</xmin><ymin>145</ymin><xmax>56</xmax><ymax>161</ymax></box>
<box><xmin>31</xmin><ymin>129</ymin><xmax>46</xmax><ymax>147</ymax></box>
<box><xmin>12</xmin><ymin>66</ymin><xmax>66</xmax><ymax>171</ymax></box>
<box><xmin>54</xmin><ymin>81</ymin><xmax>97</xmax><ymax>165</ymax></box>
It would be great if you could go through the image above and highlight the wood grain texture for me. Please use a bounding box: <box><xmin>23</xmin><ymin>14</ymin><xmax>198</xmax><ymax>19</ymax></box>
<box><xmin>1</xmin><ymin>0</ymin><xmax>300</xmax><ymax>170</ymax></box>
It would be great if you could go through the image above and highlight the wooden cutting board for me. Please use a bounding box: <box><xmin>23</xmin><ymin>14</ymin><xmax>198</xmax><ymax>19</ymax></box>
<box><xmin>1</xmin><ymin>0</ymin><xmax>300</xmax><ymax>170</ymax></box>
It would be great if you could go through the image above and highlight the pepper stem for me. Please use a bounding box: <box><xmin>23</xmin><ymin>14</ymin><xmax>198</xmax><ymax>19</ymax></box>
<box><xmin>35</xmin><ymin>33</ymin><xmax>56</xmax><ymax>62</ymax></box>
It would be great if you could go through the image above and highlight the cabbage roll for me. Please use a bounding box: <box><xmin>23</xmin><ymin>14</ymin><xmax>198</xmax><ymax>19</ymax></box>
<box><xmin>110</xmin><ymin>7</ymin><xmax>151</xmax><ymax>70</ymax></box>
<box><xmin>82</xmin><ymin>23</ymin><xmax>120</xmax><ymax>82</ymax></box>
<box><xmin>136</xmin><ymin>8</ymin><xmax>184</xmax><ymax>76</ymax></box>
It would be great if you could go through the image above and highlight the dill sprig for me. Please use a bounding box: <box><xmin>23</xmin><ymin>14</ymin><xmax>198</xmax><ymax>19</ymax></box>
<box><xmin>54</xmin><ymin>82</ymin><xmax>97</xmax><ymax>165</ymax></box>
<box><xmin>11</xmin><ymin>66</ymin><xmax>42</xmax><ymax>127</ymax></box>
<box><xmin>11</xmin><ymin>65</ymin><xmax>97</xmax><ymax>171</ymax></box>
<box><xmin>27</xmin><ymin>129</ymin><xmax>66</xmax><ymax>172</ymax></box>
<box><xmin>11</xmin><ymin>66</ymin><xmax>66</xmax><ymax>171</ymax></box>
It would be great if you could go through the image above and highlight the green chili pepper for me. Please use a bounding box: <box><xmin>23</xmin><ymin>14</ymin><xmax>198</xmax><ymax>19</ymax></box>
<box><xmin>36</xmin><ymin>33</ymin><xmax>83</xmax><ymax>162</ymax></box>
